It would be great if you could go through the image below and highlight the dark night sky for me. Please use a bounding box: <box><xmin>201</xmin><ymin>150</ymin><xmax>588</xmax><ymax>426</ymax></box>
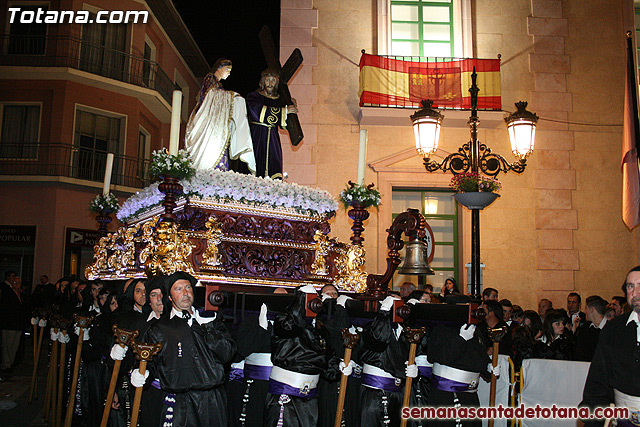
<box><xmin>173</xmin><ymin>0</ymin><xmax>281</xmax><ymax>96</ymax></box>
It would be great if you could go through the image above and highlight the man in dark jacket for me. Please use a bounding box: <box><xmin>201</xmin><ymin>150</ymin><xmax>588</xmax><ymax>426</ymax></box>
<box><xmin>139</xmin><ymin>272</ymin><xmax>236</xmax><ymax>426</ymax></box>
<box><xmin>574</xmin><ymin>295</ymin><xmax>608</xmax><ymax>362</ymax></box>
<box><xmin>0</xmin><ymin>271</ymin><xmax>28</xmax><ymax>371</ymax></box>
<box><xmin>581</xmin><ymin>266</ymin><xmax>640</xmax><ymax>426</ymax></box>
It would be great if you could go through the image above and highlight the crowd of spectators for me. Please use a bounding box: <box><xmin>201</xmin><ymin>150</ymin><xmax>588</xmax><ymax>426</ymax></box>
<box><xmin>396</xmin><ymin>278</ymin><xmax>629</xmax><ymax>371</ymax></box>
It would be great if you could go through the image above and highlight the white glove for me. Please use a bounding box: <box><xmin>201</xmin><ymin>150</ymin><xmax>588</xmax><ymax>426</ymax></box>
<box><xmin>75</xmin><ymin>326</ymin><xmax>90</xmax><ymax>341</ymax></box>
<box><xmin>30</xmin><ymin>317</ymin><xmax>38</xmax><ymax>325</ymax></box>
<box><xmin>258</xmin><ymin>303</ymin><xmax>269</xmax><ymax>331</ymax></box>
<box><xmin>38</xmin><ymin>319</ymin><xmax>47</xmax><ymax>327</ymax></box>
<box><xmin>336</xmin><ymin>295</ymin><xmax>352</xmax><ymax>308</ymax></box>
<box><xmin>348</xmin><ymin>325</ymin><xmax>359</xmax><ymax>335</ymax></box>
<box><xmin>379</xmin><ymin>295</ymin><xmax>398</xmax><ymax>312</ymax></box>
<box><xmin>322</xmin><ymin>294</ymin><xmax>332</xmax><ymax>302</ymax></box>
<box><xmin>50</xmin><ymin>329</ymin><xmax>58</xmax><ymax>341</ymax></box>
<box><xmin>459</xmin><ymin>324</ymin><xmax>476</xmax><ymax>341</ymax></box>
<box><xmin>130</xmin><ymin>369</ymin><xmax>149</xmax><ymax>388</ymax></box>
<box><xmin>406</xmin><ymin>298</ymin><xmax>420</xmax><ymax>305</ymax></box>
<box><xmin>110</xmin><ymin>344</ymin><xmax>128</xmax><ymax>361</ymax></box>
<box><xmin>299</xmin><ymin>284</ymin><xmax>317</xmax><ymax>294</ymax></box>
<box><xmin>405</xmin><ymin>362</ymin><xmax>419</xmax><ymax>378</ymax></box>
<box><xmin>58</xmin><ymin>332</ymin><xmax>70</xmax><ymax>344</ymax></box>
<box><xmin>339</xmin><ymin>360</ymin><xmax>354</xmax><ymax>376</ymax></box>
<box><xmin>488</xmin><ymin>363</ymin><xmax>500</xmax><ymax>377</ymax></box>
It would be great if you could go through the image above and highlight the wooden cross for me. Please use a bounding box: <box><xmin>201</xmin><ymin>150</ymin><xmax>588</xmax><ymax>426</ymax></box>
<box><xmin>258</xmin><ymin>25</ymin><xmax>304</xmax><ymax>146</ymax></box>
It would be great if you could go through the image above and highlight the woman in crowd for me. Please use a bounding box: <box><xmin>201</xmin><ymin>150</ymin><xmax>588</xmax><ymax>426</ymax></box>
<box><xmin>510</xmin><ymin>325</ymin><xmax>536</xmax><ymax>371</ymax></box>
<box><xmin>536</xmin><ymin>310</ymin><xmax>573</xmax><ymax>360</ymax></box>
<box><xmin>521</xmin><ymin>310</ymin><xmax>543</xmax><ymax>340</ymax></box>
<box><xmin>439</xmin><ymin>277</ymin><xmax>460</xmax><ymax>298</ymax></box>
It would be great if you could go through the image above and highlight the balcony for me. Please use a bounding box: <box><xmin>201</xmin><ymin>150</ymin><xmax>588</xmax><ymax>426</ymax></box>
<box><xmin>0</xmin><ymin>35</ymin><xmax>176</xmax><ymax>104</ymax></box>
<box><xmin>0</xmin><ymin>142</ymin><xmax>152</xmax><ymax>190</ymax></box>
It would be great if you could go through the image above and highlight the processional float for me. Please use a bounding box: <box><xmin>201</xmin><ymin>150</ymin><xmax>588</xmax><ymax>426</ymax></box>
<box><xmin>83</xmin><ymin>174</ymin><xmax>494</xmax><ymax>426</ymax></box>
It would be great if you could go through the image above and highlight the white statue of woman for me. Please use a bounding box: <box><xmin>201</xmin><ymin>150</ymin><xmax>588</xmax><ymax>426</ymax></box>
<box><xmin>184</xmin><ymin>58</ymin><xmax>256</xmax><ymax>173</ymax></box>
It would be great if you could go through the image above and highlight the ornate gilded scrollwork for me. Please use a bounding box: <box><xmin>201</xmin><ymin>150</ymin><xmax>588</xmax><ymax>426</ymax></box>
<box><xmin>144</xmin><ymin>220</ymin><xmax>195</xmax><ymax>277</ymax></box>
<box><xmin>85</xmin><ymin>223</ymin><xmax>140</xmax><ymax>279</ymax></box>
<box><xmin>201</xmin><ymin>215</ymin><xmax>224</xmax><ymax>269</ymax></box>
<box><xmin>85</xmin><ymin>236</ymin><xmax>110</xmax><ymax>279</ymax></box>
<box><xmin>106</xmin><ymin>224</ymin><xmax>140</xmax><ymax>275</ymax></box>
<box><xmin>311</xmin><ymin>231</ymin><xmax>331</xmax><ymax>276</ymax></box>
<box><xmin>333</xmin><ymin>242</ymin><xmax>368</xmax><ymax>293</ymax></box>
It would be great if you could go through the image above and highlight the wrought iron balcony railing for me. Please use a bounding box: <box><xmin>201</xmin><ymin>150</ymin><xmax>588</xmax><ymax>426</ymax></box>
<box><xmin>1</xmin><ymin>35</ymin><xmax>176</xmax><ymax>104</ymax></box>
<box><xmin>0</xmin><ymin>142</ymin><xmax>152</xmax><ymax>189</ymax></box>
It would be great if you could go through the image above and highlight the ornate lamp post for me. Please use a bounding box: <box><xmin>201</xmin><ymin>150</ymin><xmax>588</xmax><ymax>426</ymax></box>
<box><xmin>411</xmin><ymin>69</ymin><xmax>538</xmax><ymax>297</ymax></box>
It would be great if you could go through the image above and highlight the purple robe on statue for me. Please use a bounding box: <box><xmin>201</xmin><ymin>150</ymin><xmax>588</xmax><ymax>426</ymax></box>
<box><xmin>246</xmin><ymin>91</ymin><xmax>287</xmax><ymax>179</ymax></box>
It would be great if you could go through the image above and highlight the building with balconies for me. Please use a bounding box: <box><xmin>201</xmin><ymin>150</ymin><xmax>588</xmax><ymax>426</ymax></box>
<box><xmin>0</xmin><ymin>0</ymin><xmax>208</xmax><ymax>284</ymax></box>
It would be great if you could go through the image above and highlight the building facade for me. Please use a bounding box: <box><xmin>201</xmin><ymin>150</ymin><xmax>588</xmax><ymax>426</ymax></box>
<box><xmin>279</xmin><ymin>0</ymin><xmax>639</xmax><ymax>309</ymax></box>
<box><xmin>0</xmin><ymin>0</ymin><xmax>207</xmax><ymax>285</ymax></box>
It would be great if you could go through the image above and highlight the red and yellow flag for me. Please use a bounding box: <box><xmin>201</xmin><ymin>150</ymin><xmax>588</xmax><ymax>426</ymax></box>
<box><xmin>359</xmin><ymin>53</ymin><xmax>501</xmax><ymax>109</ymax></box>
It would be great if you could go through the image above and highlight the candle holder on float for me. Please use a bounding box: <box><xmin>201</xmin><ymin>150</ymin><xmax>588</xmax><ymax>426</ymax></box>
<box><xmin>88</xmin><ymin>193</ymin><xmax>120</xmax><ymax>237</ymax></box>
<box><xmin>149</xmin><ymin>149</ymin><xmax>195</xmax><ymax>222</ymax></box>
<box><xmin>339</xmin><ymin>181</ymin><xmax>381</xmax><ymax>246</ymax></box>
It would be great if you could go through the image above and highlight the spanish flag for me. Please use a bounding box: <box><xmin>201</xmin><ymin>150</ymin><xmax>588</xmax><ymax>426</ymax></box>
<box><xmin>359</xmin><ymin>53</ymin><xmax>501</xmax><ymax>110</ymax></box>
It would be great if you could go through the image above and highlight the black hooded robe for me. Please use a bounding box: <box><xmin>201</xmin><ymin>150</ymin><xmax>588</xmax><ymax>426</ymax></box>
<box><xmin>143</xmin><ymin>311</ymin><xmax>236</xmax><ymax>427</ymax></box>
<box><xmin>265</xmin><ymin>291</ymin><xmax>341</xmax><ymax>427</ymax></box>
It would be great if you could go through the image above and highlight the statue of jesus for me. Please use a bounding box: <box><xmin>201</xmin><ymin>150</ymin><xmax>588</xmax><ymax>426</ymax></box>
<box><xmin>245</xmin><ymin>69</ymin><xmax>298</xmax><ymax>179</ymax></box>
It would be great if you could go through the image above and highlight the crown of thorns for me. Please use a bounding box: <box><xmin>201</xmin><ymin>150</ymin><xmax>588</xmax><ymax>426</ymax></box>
<box><xmin>261</xmin><ymin>68</ymin><xmax>279</xmax><ymax>79</ymax></box>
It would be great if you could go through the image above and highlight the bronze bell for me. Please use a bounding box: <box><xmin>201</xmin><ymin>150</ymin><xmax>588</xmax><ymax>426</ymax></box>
<box><xmin>398</xmin><ymin>238</ymin><xmax>435</xmax><ymax>275</ymax></box>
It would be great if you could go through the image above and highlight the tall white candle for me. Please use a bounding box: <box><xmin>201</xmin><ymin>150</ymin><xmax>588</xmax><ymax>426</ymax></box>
<box><xmin>102</xmin><ymin>153</ymin><xmax>114</xmax><ymax>195</ymax></box>
<box><xmin>357</xmin><ymin>129</ymin><xmax>367</xmax><ymax>186</ymax></box>
<box><xmin>169</xmin><ymin>89</ymin><xmax>182</xmax><ymax>155</ymax></box>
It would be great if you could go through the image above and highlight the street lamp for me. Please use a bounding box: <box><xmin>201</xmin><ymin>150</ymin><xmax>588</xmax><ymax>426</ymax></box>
<box><xmin>411</xmin><ymin>68</ymin><xmax>538</xmax><ymax>297</ymax></box>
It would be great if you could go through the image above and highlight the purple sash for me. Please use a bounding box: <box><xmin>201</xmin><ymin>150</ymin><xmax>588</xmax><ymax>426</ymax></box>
<box><xmin>361</xmin><ymin>373</ymin><xmax>403</xmax><ymax>393</ymax></box>
<box><xmin>229</xmin><ymin>367</ymin><xmax>244</xmax><ymax>382</ymax></box>
<box><xmin>268</xmin><ymin>378</ymin><xmax>318</xmax><ymax>399</ymax></box>
<box><xmin>432</xmin><ymin>374</ymin><xmax>478</xmax><ymax>393</ymax></box>
<box><xmin>151</xmin><ymin>379</ymin><xmax>161</xmax><ymax>390</ymax></box>
<box><xmin>245</xmin><ymin>364</ymin><xmax>272</xmax><ymax>381</ymax></box>
<box><xmin>418</xmin><ymin>366</ymin><xmax>432</xmax><ymax>378</ymax></box>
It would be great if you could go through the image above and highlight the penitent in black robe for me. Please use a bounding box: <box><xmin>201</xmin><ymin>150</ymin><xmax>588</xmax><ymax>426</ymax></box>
<box><xmin>265</xmin><ymin>291</ymin><xmax>341</xmax><ymax>427</ymax></box>
<box><xmin>427</xmin><ymin>324</ymin><xmax>490</xmax><ymax>427</ymax></box>
<box><xmin>358</xmin><ymin>309</ymin><xmax>411</xmax><ymax>427</ymax></box>
<box><xmin>581</xmin><ymin>312</ymin><xmax>640</xmax><ymax>427</ymax></box>
<box><xmin>246</xmin><ymin>91</ymin><xmax>287</xmax><ymax>179</ymax></box>
<box><xmin>229</xmin><ymin>315</ymin><xmax>273</xmax><ymax>427</ymax></box>
<box><xmin>144</xmin><ymin>312</ymin><xmax>236</xmax><ymax>427</ymax></box>
<box><xmin>116</xmin><ymin>309</ymin><xmax>164</xmax><ymax>427</ymax></box>
<box><xmin>317</xmin><ymin>299</ymin><xmax>361</xmax><ymax>427</ymax></box>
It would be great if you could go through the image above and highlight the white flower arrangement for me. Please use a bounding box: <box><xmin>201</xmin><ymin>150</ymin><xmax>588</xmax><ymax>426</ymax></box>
<box><xmin>89</xmin><ymin>193</ymin><xmax>120</xmax><ymax>214</ymax></box>
<box><xmin>338</xmin><ymin>183</ymin><xmax>382</xmax><ymax>209</ymax></box>
<box><xmin>117</xmin><ymin>169</ymin><xmax>339</xmax><ymax>222</ymax></box>
<box><xmin>149</xmin><ymin>149</ymin><xmax>196</xmax><ymax>180</ymax></box>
